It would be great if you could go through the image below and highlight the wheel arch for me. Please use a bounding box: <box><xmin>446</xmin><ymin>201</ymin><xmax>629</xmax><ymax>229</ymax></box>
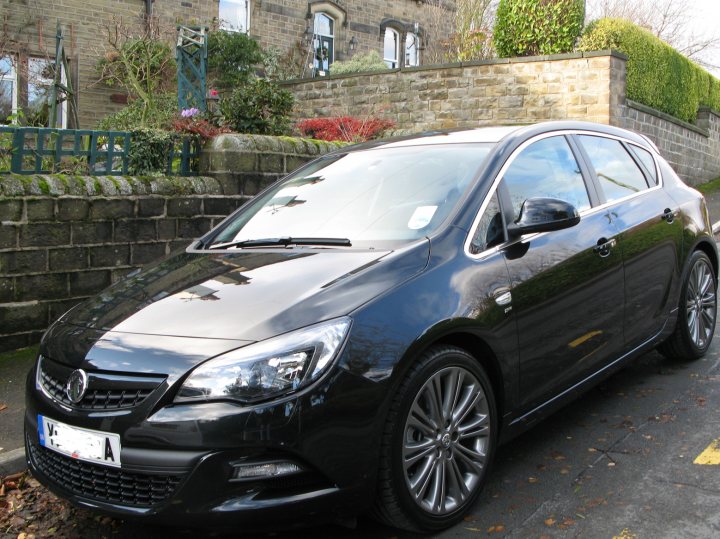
<box><xmin>693</xmin><ymin>238</ymin><xmax>718</xmax><ymax>281</ymax></box>
<box><xmin>396</xmin><ymin>329</ymin><xmax>508</xmax><ymax>432</ymax></box>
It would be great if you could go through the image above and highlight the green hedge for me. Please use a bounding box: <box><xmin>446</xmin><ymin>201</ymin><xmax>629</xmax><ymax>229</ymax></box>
<box><xmin>579</xmin><ymin>18</ymin><xmax>720</xmax><ymax>123</ymax></box>
<box><xmin>494</xmin><ymin>0</ymin><xmax>584</xmax><ymax>57</ymax></box>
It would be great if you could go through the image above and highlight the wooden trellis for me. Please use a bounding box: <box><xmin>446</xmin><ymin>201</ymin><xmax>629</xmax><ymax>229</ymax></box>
<box><xmin>176</xmin><ymin>26</ymin><xmax>208</xmax><ymax>112</ymax></box>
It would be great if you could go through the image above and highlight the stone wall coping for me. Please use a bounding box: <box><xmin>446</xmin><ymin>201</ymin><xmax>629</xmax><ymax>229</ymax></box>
<box><xmin>698</xmin><ymin>106</ymin><xmax>720</xmax><ymax>120</ymax></box>
<box><xmin>280</xmin><ymin>50</ymin><xmax>628</xmax><ymax>86</ymax></box>
<box><xmin>206</xmin><ymin>134</ymin><xmax>347</xmax><ymax>156</ymax></box>
<box><xmin>626</xmin><ymin>99</ymin><xmax>710</xmax><ymax>137</ymax></box>
<box><xmin>0</xmin><ymin>175</ymin><xmax>224</xmax><ymax>198</ymax></box>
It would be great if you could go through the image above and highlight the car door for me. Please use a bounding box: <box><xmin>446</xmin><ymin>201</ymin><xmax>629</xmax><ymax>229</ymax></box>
<box><xmin>574</xmin><ymin>135</ymin><xmax>684</xmax><ymax>349</ymax></box>
<box><xmin>495</xmin><ymin>135</ymin><xmax>625</xmax><ymax>411</ymax></box>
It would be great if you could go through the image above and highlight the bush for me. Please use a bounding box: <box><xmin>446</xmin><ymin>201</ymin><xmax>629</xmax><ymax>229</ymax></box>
<box><xmin>97</xmin><ymin>93</ymin><xmax>177</xmax><ymax>130</ymax></box>
<box><xmin>494</xmin><ymin>0</ymin><xmax>584</xmax><ymax>57</ymax></box>
<box><xmin>578</xmin><ymin>18</ymin><xmax>720</xmax><ymax>122</ymax></box>
<box><xmin>219</xmin><ymin>79</ymin><xmax>294</xmax><ymax>135</ymax></box>
<box><xmin>297</xmin><ymin>116</ymin><xmax>395</xmax><ymax>142</ymax></box>
<box><xmin>329</xmin><ymin>51</ymin><xmax>389</xmax><ymax>75</ymax></box>
<box><xmin>128</xmin><ymin>128</ymin><xmax>175</xmax><ymax>175</ymax></box>
<box><xmin>207</xmin><ymin>30</ymin><xmax>264</xmax><ymax>89</ymax></box>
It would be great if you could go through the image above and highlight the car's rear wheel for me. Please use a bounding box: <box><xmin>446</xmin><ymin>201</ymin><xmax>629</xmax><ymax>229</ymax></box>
<box><xmin>373</xmin><ymin>346</ymin><xmax>496</xmax><ymax>532</ymax></box>
<box><xmin>659</xmin><ymin>250</ymin><xmax>717</xmax><ymax>360</ymax></box>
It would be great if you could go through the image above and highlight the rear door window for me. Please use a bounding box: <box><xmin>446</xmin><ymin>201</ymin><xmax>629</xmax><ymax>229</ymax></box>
<box><xmin>628</xmin><ymin>144</ymin><xmax>658</xmax><ymax>185</ymax></box>
<box><xmin>578</xmin><ymin>135</ymin><xmax>650</xmax><ymax>202</ymax></box>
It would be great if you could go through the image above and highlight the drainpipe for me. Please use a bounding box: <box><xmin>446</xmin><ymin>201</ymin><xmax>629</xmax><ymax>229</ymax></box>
<box><xmin>145</xmin><ymin>0</ymin><xmax>153</xmax><ymax>17</ymax></box>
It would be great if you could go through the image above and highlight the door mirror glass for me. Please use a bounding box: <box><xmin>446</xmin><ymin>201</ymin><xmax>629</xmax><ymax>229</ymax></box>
<box><xmin>507</xmin><ymin>197</ymin><xmax>580</xmax><ymax>237</ymax></box>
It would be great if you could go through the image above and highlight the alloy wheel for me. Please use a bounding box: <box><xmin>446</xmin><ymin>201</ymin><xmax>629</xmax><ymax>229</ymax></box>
<box><xmin>401</xmin><ymin>366</ymin><xmax>491</xmax><ymax>515</ymax></box>
<box><xmin>686</xmin><ymin>258</ymin><xmax>717</xmax><ymax>349</ymax></box>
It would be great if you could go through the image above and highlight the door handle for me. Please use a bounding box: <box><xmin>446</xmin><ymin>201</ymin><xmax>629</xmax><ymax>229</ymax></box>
<box><xmin>661</xmin><ymin>208</ymin><xmax>678</xmax><ymax>224</ymax></box>
<box><xmin>593</xmin><ymin>237</ymin><xmax>616</xmax><ymax>258</ymax></box>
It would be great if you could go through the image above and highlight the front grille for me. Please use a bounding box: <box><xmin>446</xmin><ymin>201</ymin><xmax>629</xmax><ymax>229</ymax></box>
<box><xmin>29</xmin><ymin>442</ymin><xmax>184</xmax><ymax>507</ymax></box>
<box><xmin>40</xmin><ymin>367</ymin><xmax>153</xmax><ymax>410</ymax></box>
<box><xmin>38</xmin><ymin>356</ymin><xmax>164</xmax><ymax>411</ymax></box>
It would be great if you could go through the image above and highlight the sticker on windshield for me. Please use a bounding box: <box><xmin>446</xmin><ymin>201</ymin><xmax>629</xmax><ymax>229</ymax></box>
<box><xmin>408</xmin><ymin>206</ymin><xmax>438</xmax><ymax>230</ymax></box>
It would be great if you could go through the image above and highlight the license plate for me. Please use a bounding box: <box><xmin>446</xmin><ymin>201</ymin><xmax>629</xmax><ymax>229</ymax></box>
<box><xmin>38</xmin><ymin>415</ymin><xmax>122</xmax><ymax>468</ymax></box>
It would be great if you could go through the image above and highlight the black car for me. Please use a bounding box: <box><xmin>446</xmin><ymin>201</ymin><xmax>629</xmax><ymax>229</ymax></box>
<box><xmin>26</xmin><ymin>121</ymin><xmax>717</xmax><ymax>532</ymax></box>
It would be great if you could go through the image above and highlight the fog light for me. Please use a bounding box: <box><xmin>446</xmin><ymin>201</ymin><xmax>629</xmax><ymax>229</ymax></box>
<box><xmin>231</xmin><ymin>461</ymin><xmax>302</xmax><ymax>481</ymax></box>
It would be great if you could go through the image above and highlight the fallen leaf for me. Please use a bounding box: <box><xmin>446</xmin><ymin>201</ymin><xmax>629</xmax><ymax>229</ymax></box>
<box><xmin>528</xmin><ymin>476</ymin><xmax>539</xmax><ymax>483</ymax></box>
<box><xmin>544</xmin><ymin>517</ymin><xmax>556</xmax><ymax>526</ymax></box>
<box><xmin>560</xmin><ymin>468</ymin><xmax>570</xmax><ymax>475</ymax></box>
<box><xmin>607</xmin><ymin>462</ymin><xmax>616</xmax><ymax>467</ymax></box>
<box><xmin>0</xmin><ymin>403</ymin><xmax>7</xmax><ymax>412</ymax></box>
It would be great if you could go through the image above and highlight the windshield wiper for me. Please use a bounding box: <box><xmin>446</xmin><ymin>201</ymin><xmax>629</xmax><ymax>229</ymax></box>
<box><xmin>207</xmin><ymin>237</ymin><xmax>352</xmax><ymax>250</ymax></box>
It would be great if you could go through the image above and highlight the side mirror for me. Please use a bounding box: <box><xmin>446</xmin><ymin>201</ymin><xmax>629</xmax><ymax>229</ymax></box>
<box><xmin>507</xmin><ymin>197</ymin><xmax>580</xmax><ymax>238</ymax></box>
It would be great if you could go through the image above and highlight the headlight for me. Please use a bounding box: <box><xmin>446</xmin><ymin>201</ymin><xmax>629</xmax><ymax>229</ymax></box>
<box><xmin>175</xmin><ymin>317</ymin><xmax>351</xmax><ymax>404</ymax></box>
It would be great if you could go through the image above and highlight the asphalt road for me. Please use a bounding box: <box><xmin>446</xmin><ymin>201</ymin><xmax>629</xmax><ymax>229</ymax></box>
<box><xmin>57</xmin><ymin>324</ymin><xmax>718</xmax><ymax>539</ymax></box>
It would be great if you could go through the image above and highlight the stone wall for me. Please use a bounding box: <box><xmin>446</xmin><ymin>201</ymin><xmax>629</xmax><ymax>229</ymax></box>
<box><xmin>285</xmin><ymin>51</ymin><xmax>720</xmax><ymax>185</ymax></box>
<box><xmin>200</xmin><ymin>134</ymin><xmax>344</xmax><ymax>194</ymax></box>
<box><xmin>0</xmin><ymin>175</ymin><xmax>245</xmax><ymax>352</ymax></box>
<box><xmin>286</xmin><ymin>51</ymin><xmax>619</xmax><ymax>130</ymax></box>
<box><xmin>613</xmin><ymin>101</ymin><xmax>720</xmax><ymax>185</ymax></box>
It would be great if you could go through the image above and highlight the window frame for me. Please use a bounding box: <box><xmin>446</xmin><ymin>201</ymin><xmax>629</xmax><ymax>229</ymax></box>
<box><xmin>219</xmin><ymin>0</ymin><xmax>250</xmax><ymax>33</ymax></box>
<box><xmin>27</xmin><ymin>56</ymin><xmax>67</xmax><ymax>129</ymax></box>
<box><xmin>384</xmin><ymin>27</ymin><xmax>401</xmax><ymax>69</ymax></box>
<box><xmin>1</xmin><ymin>55</ymin><xmax>67</xmax><ymax>128</ymax></box>
<box><xmin>404</xmin><ymin>32</ymin><xmax>420</xmax><ymax>67</ymax></box>
<box><xmin>464</xmin><ymin>130</ymin><xmax>664</xmax><ymax>260</ymax></box>
<box><xmin>313</xmin><ymin>12</ymin><xmax>335</xmax><ymax>75</ymax></box>
<box><xmin>0</xmin><ymin>55</ymin><xmax>18</xmax><ymax>123</ymax></box>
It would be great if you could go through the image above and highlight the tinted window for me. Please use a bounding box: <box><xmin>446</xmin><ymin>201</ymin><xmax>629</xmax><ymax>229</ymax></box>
<box><xmin>503</xmin><ymin>136</ymin><xmax>590</xmax><ymax>220</ymax></box>
<box><xmin>470</xmin><ymin>192</ymin><xmax>503</xmax><ymax>254</ymax></box>
<box><xmin>579</xmin><ymin>135</ymin><xmax>649</xmax><ymax>201</ymax></box>
<box><xmin>629</xmin><ymin>144</ymin><xmax>658</xmax><ymax>185</ymax></box>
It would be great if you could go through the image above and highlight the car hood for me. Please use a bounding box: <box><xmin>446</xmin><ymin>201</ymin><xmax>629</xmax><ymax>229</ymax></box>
<box><xmin>58</xmin><ymin>244</ymin><xmax>430</xmax><ymax>343</ymax></box>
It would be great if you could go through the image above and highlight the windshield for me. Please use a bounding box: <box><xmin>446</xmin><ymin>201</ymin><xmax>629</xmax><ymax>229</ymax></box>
<box><xmin>209</xmin><ymin>143</ymin><xmax>494</xmax><ymax>249</ymax></box>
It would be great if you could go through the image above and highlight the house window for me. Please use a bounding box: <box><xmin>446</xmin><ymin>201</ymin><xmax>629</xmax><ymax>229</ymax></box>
<box><xmin>26</xmin><ymin>58</ymin><xmax>66</xmax><ymax>128</ymax></box>
<box><xmin>405</xmin><ymin>32</ymin><xmax>420</xmax><ymax>67</ymax></box>
<box><xmin>0</xmin><ymin>56</ymin><xmax>66</xmax><ymax>127</ymax></box>
<box><xmin>313</xmin><ymin>13</ymin><xmax>335</xmax><ymax>75</ymax></box>
<box><xmin>384</xmin><ymin>28</ymin><xmax>400</xmax><ymax>68</ymax></box>
<box><xmin>219</xmin><ymin>0</ymin><xmax>250</xmax><ymax>33</ymax></box>
<box><xmin>0</xmin><ymin>56</ymin><xmax>17</xmax><ymax>123</ymax></box>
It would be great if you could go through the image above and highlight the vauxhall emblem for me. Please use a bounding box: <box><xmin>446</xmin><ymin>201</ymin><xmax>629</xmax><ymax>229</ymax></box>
<box><xmin>65</xmin><ymin>369</ymin><xmax>88</xmax><ymax>404</ymax></box>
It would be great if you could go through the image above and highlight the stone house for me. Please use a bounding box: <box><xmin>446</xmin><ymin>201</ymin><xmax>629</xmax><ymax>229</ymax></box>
<box><xmin>0</xmin><ymin>0</ymin><xmax>449</xmax><ymax>129</ymax></box>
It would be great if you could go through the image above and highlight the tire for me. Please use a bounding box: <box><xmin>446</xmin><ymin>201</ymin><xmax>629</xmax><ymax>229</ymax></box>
<box><xmin>659</xmin><ymin>250</ymin><xmax>717</xmax><ymax>360</ymax></box>
<box><xmin>372</xmin><ymin>346</ymin><xmax>497</xmax><ymax>532</ymax></box>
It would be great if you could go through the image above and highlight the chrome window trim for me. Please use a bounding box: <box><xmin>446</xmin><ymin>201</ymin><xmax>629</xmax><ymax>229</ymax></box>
<box><xmin>464</xmin><ymin>129</ymin><xmax>662</xmax><ymax>260</ymax></box>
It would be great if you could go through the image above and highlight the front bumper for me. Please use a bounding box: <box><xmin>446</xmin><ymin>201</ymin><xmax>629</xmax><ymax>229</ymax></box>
<box><xmin>25</xmin><ymin>360</ymin><xmax>383</xmax><ymax>529</ymax></box>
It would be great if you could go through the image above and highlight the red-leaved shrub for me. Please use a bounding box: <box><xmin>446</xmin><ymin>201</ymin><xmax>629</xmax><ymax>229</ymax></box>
<box><xmin>297</xmin><ymin>116</ymin><xmax>395</xmax><ymax>142</ymax></box>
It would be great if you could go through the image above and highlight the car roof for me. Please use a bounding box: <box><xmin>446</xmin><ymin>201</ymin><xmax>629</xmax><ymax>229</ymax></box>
<box><xmin>343</xmin><ymin>121</ymin><xmax>654</xmax><ymax>152</ymax></box>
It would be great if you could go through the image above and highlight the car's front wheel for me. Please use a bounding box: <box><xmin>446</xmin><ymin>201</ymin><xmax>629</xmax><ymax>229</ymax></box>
<box><xmin>659</xmin><ymin>250</ymin><xmax>717</xmax><ymax>360</ymax></box>
<box><xmin>373</xmin><ymin>346</ymin><xmax>497</xmax><ymax>532</ymax></box>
